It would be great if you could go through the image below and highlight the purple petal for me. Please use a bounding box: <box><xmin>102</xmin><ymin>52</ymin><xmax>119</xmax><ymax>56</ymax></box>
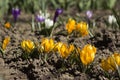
<box><xmin>56</xmin><ymin>9</ymin><xmax>63</xmax><ymax>15</ymax></box>
<box><xmin>86</xmin><ymin>10</ymin><xmax>92</xmax><ymax>19</ymax></box>
<box><xmin>12</xmin><ymin>8</ymin><xmax>20</xmax><ymax>15</ymax></box>
<box><xmin>53</xmin><ymin>8</ymin><xmax>63</xmax><ymax>23</ymax></box>
<box><xmin>36</xmin><ymin>15</ymin><xmax>45</xmax><ymax>22</ymax></box>
<box><xmin>12</xmin><ymin>8</ymin><xmax>20</xmax><ymax>21</ymax></box>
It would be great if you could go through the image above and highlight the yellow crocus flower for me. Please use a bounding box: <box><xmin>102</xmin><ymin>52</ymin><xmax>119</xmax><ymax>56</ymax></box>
<box><xmin>4</xmin><ymin>22</ymin><xmax>11</xmax><ymax>29</ymax></box>
<box><xmin>68</xmin><ymin>44</ymin><xmax>74</xmax><ymax>53</ymax></box>
<box><xmin>101</xmin><ymin>59</ymin><xmax>115</xmax><ymax>71</ymax></box>
<box><xmin>66</xmin><ymin>18</ymin><xmax>76</xmax><ymax>34</ymax></box>
<box><xmin>41</xmin><ymin>38</ymin><xmax>55</xmax><ymax>53</ymax></box>
<box><xmin>59</xmin><ymin>43</ymin><xmax>68</xmax><ymax>58</ymax></box>
<box><xmin>21</xmin><ymin>40</ymin><xmax>35</xmax><ymax>53</ymax></box>
<box><xmin>76</xmin><ymin>22</ymin><xmax>89</xmax><ymax>37</ymax></box>
<box><xmin>54</xmin><ymin>42</ymin><xmax>63</xmax><ymax>52</ymax></box>
<box><xmin>58</xmin><ymin>43</ymin><xmax>74</xmax><ymax>58</ymax></box>
<box><xmin>101</xmin><ymin>53</ymin><xmax>120</xmax><ymax>71</ymax></box>
<box><xmin>113</xmin><ymin>53</ymin><xmax>120</xmax><ymax>66</ymax></box>
<box><xmin>80</xmin><ymin>44</ymin><xmax>96</xmax><ymax>65</ymax></box>
<box><xmin>2</xmin><ymin>37</ymin><xmax>10</xmax><ymax>50</ymax></box>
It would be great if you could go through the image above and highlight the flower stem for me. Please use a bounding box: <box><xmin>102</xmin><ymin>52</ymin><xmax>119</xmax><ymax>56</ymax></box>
<box><xmin>38</xmin><ymin>22</ymin><xmax>41</xmax><ymax>31</ymax></box>
<box><xmin>50</xmin><ymin>23</ymin><xmax>55</xmax><ymax>38</ymax></box>
<box><xmin>32</xmin><ymin>15</ymin><xmax>35</xmax><ymax>32</ymax></box>
<box><xmin>82</xmin><ymin>65</ymin><xmax>87</xmax><ymax>73</ymax></box>
<box><xmin>0</xmin><ymin>48</ymin><xmax>4</xmax><ymax>58</ymax></box>
<box><xmin>89</xmin><ymin>30</ymin><xmax>94</xmax><ymax>37</ymax></box>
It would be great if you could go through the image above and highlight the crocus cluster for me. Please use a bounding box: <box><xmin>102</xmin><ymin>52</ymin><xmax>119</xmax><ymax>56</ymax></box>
<box><xmin>35</xmin><ymin>11</ymin><xmax>53</xmax><ymax>29</ymax></box>
<box><xmin>40</xmin><ymin>38</ymin><xmax>74</xmax><ymax>58</ymax></box>
<box><xmin>101</xmin><ymin>53</ymin><xmax>120</xmax><ymax>71</ymax></box>
<box><xmin>21</xmin><ymin>38</ymin><xmax>75</xmax><ymax>59</ymax></box>
<box><xmin>35</xmin><ymin>9</ymin><xmax>63</xmax><ymax>30</ymax></box>
<box><xmin>66</xmin><ymin>18</ymin><xmax>89</xmax><ymax>37</ymax></box>
<box><xmin>20</xmin><ymin>37</ymin><xmax>97</xmax><ymax>61</ymax></box>
<box><xmin>20</xmin><ymin>37</ymin><xmax>97</xmax><ymax>65</ymax></box>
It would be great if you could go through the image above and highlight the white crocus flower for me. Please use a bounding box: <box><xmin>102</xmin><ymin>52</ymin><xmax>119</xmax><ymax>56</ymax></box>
<box><xmin>108</xmin><ymin>15</ymin><xmax>116</xmax><ymax>24</ymax></box>
<box><xmin>39</xmin><ymin>10</ymin><xmax>50</xmax><ymax>19</ymax></box>
<box><xmin>41</xmin><ymin>13</ymin><xmax>50</xmax><ymax>19</ymax></box>
<box><xmin>45</xmin><ymin>19</ymin><xmax>53</xmax><ymax>29</ymax></box>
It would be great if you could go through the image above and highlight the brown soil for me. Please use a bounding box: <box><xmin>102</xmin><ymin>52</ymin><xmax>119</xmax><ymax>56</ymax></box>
<box><xmin>0</xmin><ymin>10</ymin><xmax>120</xmax><ymax>80</ymax></box>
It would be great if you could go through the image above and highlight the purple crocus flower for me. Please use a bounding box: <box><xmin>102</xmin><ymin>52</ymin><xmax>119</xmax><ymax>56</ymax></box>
<box><xmin>35</xmin><ymin>15</ymin><xmax>45</xmax><ymax>22</ymax></box>
<box><xmin>86</xmin><ymin>10</ymin><xmax>92</xmax><ymax>19</ymax></box>
<box><xmin>12</xmin><ymin>8</ymin><xmax>20</xmax><ymax>21</ymax></box>
<box><xmin>53</xmin><ymin>8</ymin><xmax>63</xmax><ymax>23</ymax></box>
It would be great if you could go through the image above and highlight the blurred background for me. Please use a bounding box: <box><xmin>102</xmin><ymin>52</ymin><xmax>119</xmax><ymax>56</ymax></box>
<box><xmin>0</xmin><ymin>0</ymin><xmax>119</xmax><ymax>19</ymax></box>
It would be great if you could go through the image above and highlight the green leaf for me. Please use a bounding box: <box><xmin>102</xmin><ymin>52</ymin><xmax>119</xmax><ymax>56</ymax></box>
<box><xmin>107</xmin><ymin>0</ymin><xmax>116</xmax><ymax>9</ymax></box>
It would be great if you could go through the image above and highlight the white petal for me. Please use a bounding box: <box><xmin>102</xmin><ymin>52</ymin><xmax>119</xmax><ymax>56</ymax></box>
<box><xmin>45</xmin><ymin>19</ymin><xmax>53</xmax><ymax>29</ymax></box>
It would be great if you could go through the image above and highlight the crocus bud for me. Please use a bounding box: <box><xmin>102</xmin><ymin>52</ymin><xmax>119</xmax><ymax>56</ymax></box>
<box><xmin>53</xmin><ymin>8</ymin><xmax>63</xmax><ymax>23</ymax></box>
<box><xmin>108</xmin><ymin>15</ymin><xmax>116</xmax><ymax>24</ymax></box>
<box><xmin>12</xmin><ymin>8</ymin><xmax>20</xmax><ymax>21</ymax></box>
<box><xmin>86</xmin><ymin>10</ymin><xmax>92</xmax><ymax>19</ymax></box>
<box><xmin>4</xmin><ymin>22</ymin><xmax>11</xmax><ymax>29</ymax></box>
<box><xmin>2</xmin><ymin>37</ymin><xmax>10</xmax><ymax>50</ymax></box>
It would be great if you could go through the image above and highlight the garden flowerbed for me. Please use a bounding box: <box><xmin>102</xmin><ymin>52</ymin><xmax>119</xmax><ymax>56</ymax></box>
<box><xmin>0</xmin><ymin>8</ymin><xmax>120</xmax><ymax>80</ymax></box>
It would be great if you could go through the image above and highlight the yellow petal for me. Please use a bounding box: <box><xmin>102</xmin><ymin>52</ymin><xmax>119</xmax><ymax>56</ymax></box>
<box><xmin>66</xmin><ymin>18</ymin><xmax>76</xmax><ymax>34</ymax></box>
<box><xmin>4</xmin><ymin>22</ymin><xmax>11</xmax><ymax>29</ymax></box>
<box><xmin>113</xmin><ymin>53</ymin><xmax>120</xmax><ymax>66</ymax></box>
<box><xmin>41</xmin><ymin>38</ymin><xmax>55</xmax><ymax>53</ymax></box>
<box><xmin>54</xmin><ymin>42</ymin><xmax>63</xmax><ymax>52</ymax></box>
<box><xmin>80</xmin><ymin>44</ymin><xmax>96</xmax><ymax>65</ymax></box>
<box><xmin>21</xmin><ymin>40</ymin><xmax>35</xmax><ymax>53</ymax></box>
<box><xmin>76</xmin><ymin>22</ymin><xmax>89</xmax><ymax>37</ymax></box>
<box><xmin>67</xmin><ymin>44</ymin><xmax>74</xmax><ymax>54</ymax></box>
<box><xmin>100</xmin><ymin>53</ymin><xmax>120</xmax><ymax>72</ymax></box>
<box><xmin>2</xmin><ymin>37</ymin><xmax>10</xmax><ymax>50</ymax></box>
<box><xmin>58</xmin><ymin>43</ymin><xmax>72</xmax><ymax>58</ymax></box>
<box><xmin>80</xmin><ymin>50</ymin><xmax>88</xmax><ymax>65</ymax></box>
<box><xmin>101</xmin><ymin>59</ymin><xmax>115</xmax><ymax>71</ymax></box>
